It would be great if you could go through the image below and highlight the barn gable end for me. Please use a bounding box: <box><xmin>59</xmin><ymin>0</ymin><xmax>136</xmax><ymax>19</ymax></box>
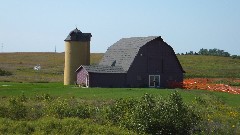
<box><xmin>126</xmin><ymin>37</ymin><xmax>184</xmax><ymax>87</ymax></box>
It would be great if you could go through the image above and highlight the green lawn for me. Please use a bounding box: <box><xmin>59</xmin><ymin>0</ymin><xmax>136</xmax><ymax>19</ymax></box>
<box><xmin>0</xmin><ymin>82</ymin><xmax>239</xmax><ymax>107</ymax></box>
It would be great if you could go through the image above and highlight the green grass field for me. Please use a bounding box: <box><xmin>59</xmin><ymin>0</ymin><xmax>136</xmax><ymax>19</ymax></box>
<box><xmin>0</xmin><ymin>82</ymin><xmax>239</xmax><ymax>107</ymax></box>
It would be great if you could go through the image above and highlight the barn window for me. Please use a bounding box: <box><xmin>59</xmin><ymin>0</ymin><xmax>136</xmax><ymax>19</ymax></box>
<box><xmin>149</xmin><ymin>75</ymin><xmax>160</xmax><ymax>87</ymax></box>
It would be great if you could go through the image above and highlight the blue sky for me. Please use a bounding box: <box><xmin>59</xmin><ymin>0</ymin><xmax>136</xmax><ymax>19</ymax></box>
<box><xmin>0</xmin><ymin>0</ymin><xmax>240</xmax><ymax>55</ymax></box>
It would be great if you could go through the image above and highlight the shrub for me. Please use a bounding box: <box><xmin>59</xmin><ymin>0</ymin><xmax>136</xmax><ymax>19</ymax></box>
<box><xmin>34</xmin><ymin>93</ymin><xmax>53</xmax><ymax>101</ymax></box>
<box><xmin>0</xmin><ymin>106</ymin><xmax>7</xmax><ymax>118</ymax></box>
<box><xmin>107</xmin><ymin>92</ymin><xmax>200</xmax><ymax>134</ymax></box>
<box><xmin>7</xmin><ymin>98</ymin><xmax>27</xmax><ymax>120</ymax></box>
<box><xmin>193</xmin><ymin>95</ymin><xmax>240</xmax><ymax>134</ymax></box>
<box><xmin>44</xmin><ymin>97</ymin><xmax>93</xmax><ymax>119</ymax></box>
<box><xmin>0</xmin><ymin>68</ymin><xmax>12</xmax><ymax>76</ymax></box>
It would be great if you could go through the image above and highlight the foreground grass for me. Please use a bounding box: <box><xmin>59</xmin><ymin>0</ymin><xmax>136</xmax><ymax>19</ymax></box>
<box><xmin>0</xmin><ymin>118</ymin><xmax>136</xmax><ymax>135</ymax></box>
<box><xmin>0</xmin><ymin>85</ymin><xmax>239</xmax><ymax>134</ymax></box>
<box><xmin>0</xmin><ymin>82</ymin><xmax>239</xmax><ymax>134</ymax></box>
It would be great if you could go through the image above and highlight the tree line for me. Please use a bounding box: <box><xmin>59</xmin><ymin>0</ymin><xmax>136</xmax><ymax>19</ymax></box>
<box><xmin>178</xmin><ymin>48</ymin><xmax>240</xmax><ymax>59</ymax></box>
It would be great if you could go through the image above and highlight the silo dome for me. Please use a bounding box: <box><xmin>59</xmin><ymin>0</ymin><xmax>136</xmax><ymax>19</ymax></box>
<box><xmin>64</xmin><ymin>28</ymin><xmax>92</xmax><ymax>41</ymax></box>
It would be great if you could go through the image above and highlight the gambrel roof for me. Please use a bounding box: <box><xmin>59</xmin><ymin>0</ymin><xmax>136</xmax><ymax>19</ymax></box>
<box><xmin>99</xmin><ymin>36</ymin><xmax>159</xmax><ymax>71</ymax></box>
<box><xmin>77</xmin><ymin>36</ymin><xmax>185</xmax><ymax>74</ymax></box>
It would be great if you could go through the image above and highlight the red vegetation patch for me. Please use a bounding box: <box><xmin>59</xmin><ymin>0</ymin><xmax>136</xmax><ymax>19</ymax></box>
<box><xmin>183</xmin><ymin>78</ymin><xmax>240</xmax><ymax>94</ymax></box>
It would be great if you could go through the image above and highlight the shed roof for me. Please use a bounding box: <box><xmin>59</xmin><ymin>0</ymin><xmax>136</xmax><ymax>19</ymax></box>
<box><xmin>76</xmin><ymin>65</ymin><xmax>126</xmax><ymax>73</ymax></box>
<box><xmin>64</xmin><ymin>28</ymin><xmax>92</xmax><ymax>41</ymax></box>
<box><xmin>99</xmin><ymin>36</ymin><xmax>159</xmax><ymax>71</ymax></box>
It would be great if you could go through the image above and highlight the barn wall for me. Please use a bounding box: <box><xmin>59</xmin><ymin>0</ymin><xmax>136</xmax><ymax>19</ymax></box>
<box><xmin>89</xmin><ymin>73</ymin><xmax>126</xmax><ymax>87</ymax></box>
<box><xmin>127</xmin><ymin>37</ymin><xmax>183</xmax><ymax>88</ymax></box>
<box><xmin>76</xmin><ymin>67</ymin><xmax>88</xmax><ymax>85</ymax></box>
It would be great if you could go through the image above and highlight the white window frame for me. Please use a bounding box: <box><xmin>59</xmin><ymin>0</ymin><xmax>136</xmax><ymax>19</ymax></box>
<box><xmin>149</xmin><ymin>75</ymin><xmax>160</xmax><ymax>88</ymax></box>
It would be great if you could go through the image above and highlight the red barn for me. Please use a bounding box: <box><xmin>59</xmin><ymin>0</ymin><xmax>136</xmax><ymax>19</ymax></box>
<box><xmin>76</xmin><ymin>36</ymin><xmax>185</xmax><ymax>88</ymax></box>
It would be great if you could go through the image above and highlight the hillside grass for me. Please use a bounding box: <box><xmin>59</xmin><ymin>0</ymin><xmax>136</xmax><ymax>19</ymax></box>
<box><xmin>0</xmin><ymin>53</ymin><xmax>103</xmax><ymax>83</ymax></box>
<box><xmin>178</xmin><ymin>55</ymin><xmax>240</xmax><ymax>78</ymax></box>
<box><xmin>0</xmin><ymin>53</ymin><xmax>240</xmax><ymax>83</ymax></box>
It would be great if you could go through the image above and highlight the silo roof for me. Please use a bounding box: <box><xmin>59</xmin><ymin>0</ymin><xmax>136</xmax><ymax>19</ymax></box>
<box><xmin>64</xmin><ymin>28</ymin><xmax>92</xmax><ymax>41</ymax></box>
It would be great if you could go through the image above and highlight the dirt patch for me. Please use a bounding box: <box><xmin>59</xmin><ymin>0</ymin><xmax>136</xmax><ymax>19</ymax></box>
<box><xmin>183</xmin><ymin>78</ymin><xmax>240</xmax><ymax>94</ymax></box>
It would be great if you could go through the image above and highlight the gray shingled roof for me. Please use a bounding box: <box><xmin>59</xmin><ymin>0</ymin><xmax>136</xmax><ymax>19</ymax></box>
<box><xmin>99</xmin><ymin>36</ymin><xmax>159</xmax><ymax>71</ymax></box>
<box><xmin>64</xmin><ymin>28</ymin><xmax>92</xmax><ymax>41</ymax></box>
<box><xmin>76</xmin><ymin>65</ymin><xmax>126</xmax><ymax>73</ymax></box>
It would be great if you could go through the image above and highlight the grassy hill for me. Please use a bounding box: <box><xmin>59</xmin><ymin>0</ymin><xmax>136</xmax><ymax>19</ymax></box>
<box><xmin>0</xmin><ymin>53</ymin><xmax>103</xmax><ymax>82</ymax></box>
<box><xmin>178</xmin><ymin>55</ymin><xmax>240</xmax><ymax>78</ymax></box>
<box><xmin>0</xmin><ymin>53</ymin><xmax>239</xmax><ymax>82</ymax></box>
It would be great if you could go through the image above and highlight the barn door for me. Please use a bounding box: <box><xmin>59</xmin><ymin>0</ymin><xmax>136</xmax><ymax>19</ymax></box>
<box><xmin>149</xmin><ymin>75</ymin><xmax>160</xmax><ymax>88</ymax></box>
